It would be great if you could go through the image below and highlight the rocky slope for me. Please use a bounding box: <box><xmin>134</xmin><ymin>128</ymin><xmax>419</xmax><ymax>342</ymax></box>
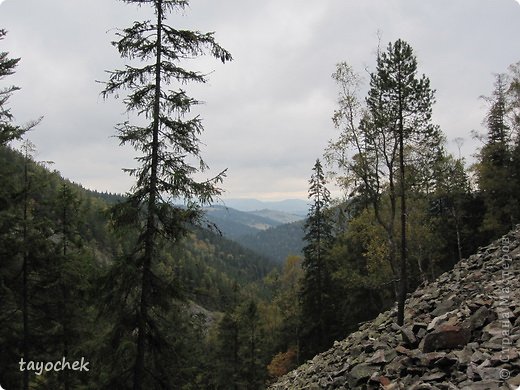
<box><xmin>270</xmin><ymin>227</ymin><xmax>520</xmax><ymax>389</ymax></box>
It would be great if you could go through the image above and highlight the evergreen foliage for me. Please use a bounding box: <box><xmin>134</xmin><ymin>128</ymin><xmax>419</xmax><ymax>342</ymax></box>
<box><xmin>366</xmin><ymin>39</ymin><xmax>439</xmax><ymax>325</ymax></box>
<box><xmin>0</xmin><ymin>144</ymin><xmax>278</xmax><ymax>388</ymax></box>
<box><xmin>476</xmin><ymin>73</ymin><xmax>518</xmax><ymax>237</ymax></box>
<box><xmin>0</xmin><ymin>29</ymin><xmax>24</xmax><ymax>145</ymax></box>
<box><xmin>99</xmin><ymin>0</ymin><xmax>231</xmax><ymax>388</ymax></box>
<box><xmin>299</xmin><ymin>159</ymin><xmax>335</xmax><ymax>360</ymax></box>
<box><xmin>328</xmin><ymin>40</ymin><xmax>441</xmax><ymax>327</ymax></box>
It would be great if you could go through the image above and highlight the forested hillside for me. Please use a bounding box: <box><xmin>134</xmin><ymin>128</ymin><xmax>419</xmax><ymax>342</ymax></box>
<box><xmin>202</xmin><ymin>205</ymin><xmax>305</xmax><ymax>263</ymax></box>
<box><xmin>237</xmin><ymin>220</ymin><xmax>305</xmax><ymax>263</ymax></box>
<box><xmin>0</xmin><ymin>144</ymin><xmax>281</xmax><ymax>388</ymax></box>
<box><xmin>203</xmin><ymin>205</ymin><xmax>285</xmax><ymax>239</ymax></box>
<box><xmin>0</xmin><ymin>145</ymin><xmax>278</xmax><ymax>300</ymax></box>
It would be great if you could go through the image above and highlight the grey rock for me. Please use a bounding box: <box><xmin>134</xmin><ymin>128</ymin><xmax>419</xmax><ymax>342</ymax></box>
<box><xmin>431</xmin><ymin>299</ymin><xmax>458</xmax><ymax>317</ymax></box>
<box><xmin>400</xmin><ymin>326</ymin><xmax>418</xmax><ymax>347</ymax></box>
<box><xmin>347</xmin><ymin>363</ymin><xmax>377</xmax><ymax>387</ymax></box>
<box><xmin>463</xmin><ymin>306</ymin><xmax>495</xmax><ymax>331</ymax></box>
<box><xmin>422</xmin><ymin>324</ymin><xmax>471</xmax><ymax>352</ymax></box>
<box><xmin>460</xmin><ymin>380</ymin><xmax>501</xmax><ymax>390</ymax></box>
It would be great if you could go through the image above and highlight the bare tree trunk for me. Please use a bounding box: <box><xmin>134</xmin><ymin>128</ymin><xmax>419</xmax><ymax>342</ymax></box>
<box><xmin>134</xmin><ymin>2</ymin><xmax>163</xmax><ymax>389</ymax></box>
<box><xmin>62</xmin><ymin>200</ymin><xmax>70</xmax><ymax>390</ymax></box>
<box><xmin>453</xmin><ymin>207</ymin><xmax>463</xmax><ymax>261</ymax></box>
<box><xmin>22</xmin><ymin>150</ymin><xmax>29</xmax><ymax>390</ymax></box>
<box><xmin>397</xmin><ymin>92</ymin><xmax>408</xmax><ymax>327</ymax></box>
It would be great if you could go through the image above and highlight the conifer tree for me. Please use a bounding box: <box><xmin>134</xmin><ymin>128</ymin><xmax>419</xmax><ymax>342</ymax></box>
<box><xmin>0</xmin><ymin>145</ymin><xmax>26</xmax><ymax>388</ymax></box>
<box><xmin>21</xmin><ymin>140</ymin><xmax>35</xmax><ymax>390</ymax></box>
<box><xmin>477</xmin><ymin>74</ymin><xmax>515</xmax><ymax>236</ymax></box>
<box><xmin>0</xmin><ymin>29</ymin><xmax>26</xmax><ymax>145</ymax></box>
<box><xmin>300</xmin><ymin>159</ymin><xmax>334</xmax><ymax>359</ymax></box>
<box><xmin>0</xmin><ymin>141</ymin><xmax>48</xmax><ymax>389</ymax></box>
<box><xmin>38</xmin><ymin>184</ymin><xmax>91</xmax><ymax>389</ymax></box>
<box><xmin>241</xmin><ymin>300</ymin><xmax>261</xmax><ymax>389</ymax></box>
<box><xmin>509</xmin><ymin>62</ymin><xmax>520</xmax><ymax>223</ymax></box>
<box><xmin>100</xmin><ymin>1</ymin><xmax>231</xmax><ymax>388</ymax></box>
<box><xmin>430</xmin><ymin>153</ymin><xmax>471</xmax><ymax>263</ymax></box>
<box><xmin>328</xmin><ymin>43</ymin><xmax>441</xmax><ymax>326</ymax></box>
<box><xmin>215</xmin><ymin>312</ymin><xmax>240</xmax><ymax>389</ymax></box>
<box><xmin>366</xmin><ymin>39</ymin><xmax>437</xmax><ymax>326</ymax></box>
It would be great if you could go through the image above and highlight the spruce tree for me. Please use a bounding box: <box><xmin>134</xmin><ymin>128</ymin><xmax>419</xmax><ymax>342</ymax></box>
<box><xmin>241</xmin><ymin>300</ymin><xmax>261</xmax><ymax>389</ymax></box>
<box><xmin>37</xmin><ymin>184</ymin><xmax>92</xmax><ymax>389</ymax></box>
<box><xmin>0</xmin><ymin>145</ymin><xmax>25</xmax><ymax>389</ymax></box>
<box><xmin>100</xmin><ymin>1</ymin><xmax>231</xmax><ymax>388</ymax></box>
<box><xmin>215</xmin><ymin>312</ymin><xmax>241</xmax><ymax>389</ymax></box>
<box><xmin>477</xmin><ymin>74</ymin><xmax>515</xmax><ymax>236</ymax></box>
<box><xmin>0</xmin><ymin>29</ymin><xmax>25</xmax><ymax>145</ymax></box>
<box><xmin>300</xmin><ymin>159</ymin><xmax>334</xmax><ymax>359</ymax></box>
<box><xmin>510</xmin><ymin>62</ymin><xmax>520</xmax><ymax>223</ymax></box>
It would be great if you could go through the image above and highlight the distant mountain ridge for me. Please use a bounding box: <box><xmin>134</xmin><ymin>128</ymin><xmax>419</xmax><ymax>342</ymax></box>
<box><xmin>236</xmin><ymin>220</ymin><xmax>305</xmax><ymax>263</ymax></box>
<box><xmin>218</xmin><ymin>198</ymin><xmax>309</xmax><ymax>216</ymax></box>
<box><xmin>248</xmin><ymin>209</ymin><xmax>303</xmax><ymax>224</ymax></box>
<box><xmin>203</xmin><ymin>204</ymin><xmax>306</xmax><ymax>263</ymax></box>
<box><xmin>203</xmin><ymin>205</ymin><xmax>283</xmax><ymax>239</ymax></box>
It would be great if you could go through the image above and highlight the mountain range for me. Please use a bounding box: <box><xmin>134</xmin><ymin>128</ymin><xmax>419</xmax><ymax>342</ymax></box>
<box><xmin>203</xmin><ymin>204</ymin><xmax>306</xmax><ymax>263</ymax></box>
<box><xmin>217</xmin><ymin>198</ymin><xmax>309</xmax><ymax>216</ymax></box>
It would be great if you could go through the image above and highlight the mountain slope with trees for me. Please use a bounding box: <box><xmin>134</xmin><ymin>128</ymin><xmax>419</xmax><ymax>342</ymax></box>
<box><xmin>202</xmin><ymin>205</ymin><xmax>306</xmax><ymax>264</ymax></box>
<box><xmin>203</xmin><ymin>205</ymin><xmax>285</xmax><ymax>239</ymax></box>
<box><xmin>270</xmin><ymin>227</ymin><xmax>520</xmax><ymax>389</ymax></box>
<box><xmin>235</xmin><ymin>220</ymin><xmax>305</xmax><ymax>264</ymax></box>
<box><xmin>0</xmin><ymin>143</ymin><xmax>278</xmax><ymax>389</ymax></box>
<box><xmin>264</xmin><ymin>43</ymin><xmax>520</xmax><ymax>386</ymax></box>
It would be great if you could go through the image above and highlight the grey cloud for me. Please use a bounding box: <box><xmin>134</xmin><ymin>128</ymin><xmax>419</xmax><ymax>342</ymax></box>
<box><xmin>1</xmin><ymin>0</ymin><xmax>519</xmax><ymax>200</ymax></box>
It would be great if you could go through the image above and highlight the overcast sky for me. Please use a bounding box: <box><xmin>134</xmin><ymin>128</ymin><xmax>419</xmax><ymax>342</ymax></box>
<box><xmin>1</xmin><ymin>0</ymin><xmax>520</xmax><ymax>201</ymax></box>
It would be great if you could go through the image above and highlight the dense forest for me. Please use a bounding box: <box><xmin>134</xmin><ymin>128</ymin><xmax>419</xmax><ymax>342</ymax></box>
<box><xmin>1</xmin><ymin>1</ymin><xmax>520</xmax><ymax>390</ymax></box>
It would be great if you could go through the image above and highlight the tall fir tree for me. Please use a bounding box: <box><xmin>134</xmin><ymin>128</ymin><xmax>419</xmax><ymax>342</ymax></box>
<box><xmin>430</xmin><ymin>153</ymin><xmax>472</xmax><ymax>264</ymax></box>
<box><xmin>215</xmin><ymin>311</ymin><xmax>241</xmax><ymax>389</ymax></box>
<box><xmin>477</xmin><ymin>73</ymin><xmax>516</xmax><ymax>236</ymax></box>
<box><xmin>0</xmin><ymin>29</ymin><xmax>24</xmax><ymax>145</ymax></box>
<box><xmin>509</xmin><ymin>62</ymin><xmax>520</xmax><ymax>224</ymax></box>
<box><xmin>100</xmin><ymin>1</ymin><xmax>231</xmax><ymax>388</ymax></box>
<box><xmin>300</xmin><ymin>159</ymin><xmax>334</xmax><ymax>360</ymax></box>
<box><xmin>240</xmin><ymin>300</ymin><xmax>262</xmax><ymax>389</ymax></box>
<box><xmin>35</xmin><ymin>184</ymin><xmax>93</xmax><ymax>389</ymax></box>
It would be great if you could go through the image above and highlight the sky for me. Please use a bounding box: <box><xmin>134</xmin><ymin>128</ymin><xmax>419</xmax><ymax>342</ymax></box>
<box><xmin>1</xmin><ymin>0</ymin><xmax>520</xmax><ymax>201</ymax></box>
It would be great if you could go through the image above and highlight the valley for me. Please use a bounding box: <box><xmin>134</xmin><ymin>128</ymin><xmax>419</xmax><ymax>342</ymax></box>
<box><xmin>203</xmin><ymin>203</ymin><xmax>306</xmax><ymax>263</ymax></box>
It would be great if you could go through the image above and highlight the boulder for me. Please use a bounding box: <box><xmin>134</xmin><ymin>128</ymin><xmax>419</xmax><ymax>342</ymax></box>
<box><xmin>422</xmin><ymin>324</ymin><xmax>471</xmax><ymax>352</ymax></box>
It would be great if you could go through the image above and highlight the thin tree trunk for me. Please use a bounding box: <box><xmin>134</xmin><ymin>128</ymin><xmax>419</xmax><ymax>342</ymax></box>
<box><xmin>134</xmin><ymin>1</ymin><xmax>163</xmax><ymax>389</ymax></box>
<box><xmin>316</xmin><ymin>198</ymin><xmax>323</xmax><ymax>349</ymax></box>
<box><xmin>22</xmin><ymin>151</ymin><xmax>29</xmax><ymax>390</ymax></box>
<box><xmin>250</xmin><ymin>324</ymin><xmax>256</xmax><ymax>389</ymax></box>
<box><xmin>233</xmin><ymin>320</ymin><xmax>238</xmax><ymax>390</ymax></box>
<box><xmin>397</xmin><ymin>90</ymin><xmax>407</xmax><ymax>327</ymax></box>
<box><xmin>62</xmin><ymin>201</ymin><xmax>70</xmax><ymax>390</ymax></box>
<box><xmin>453</xmin><ymin>207</ymin><xmax>463</xmax><ymax>261</ymax></box>
<box><xmin>296</xmin><ymin>325</ymin><xmax>300</xmax><ymax>366</ymax></box>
